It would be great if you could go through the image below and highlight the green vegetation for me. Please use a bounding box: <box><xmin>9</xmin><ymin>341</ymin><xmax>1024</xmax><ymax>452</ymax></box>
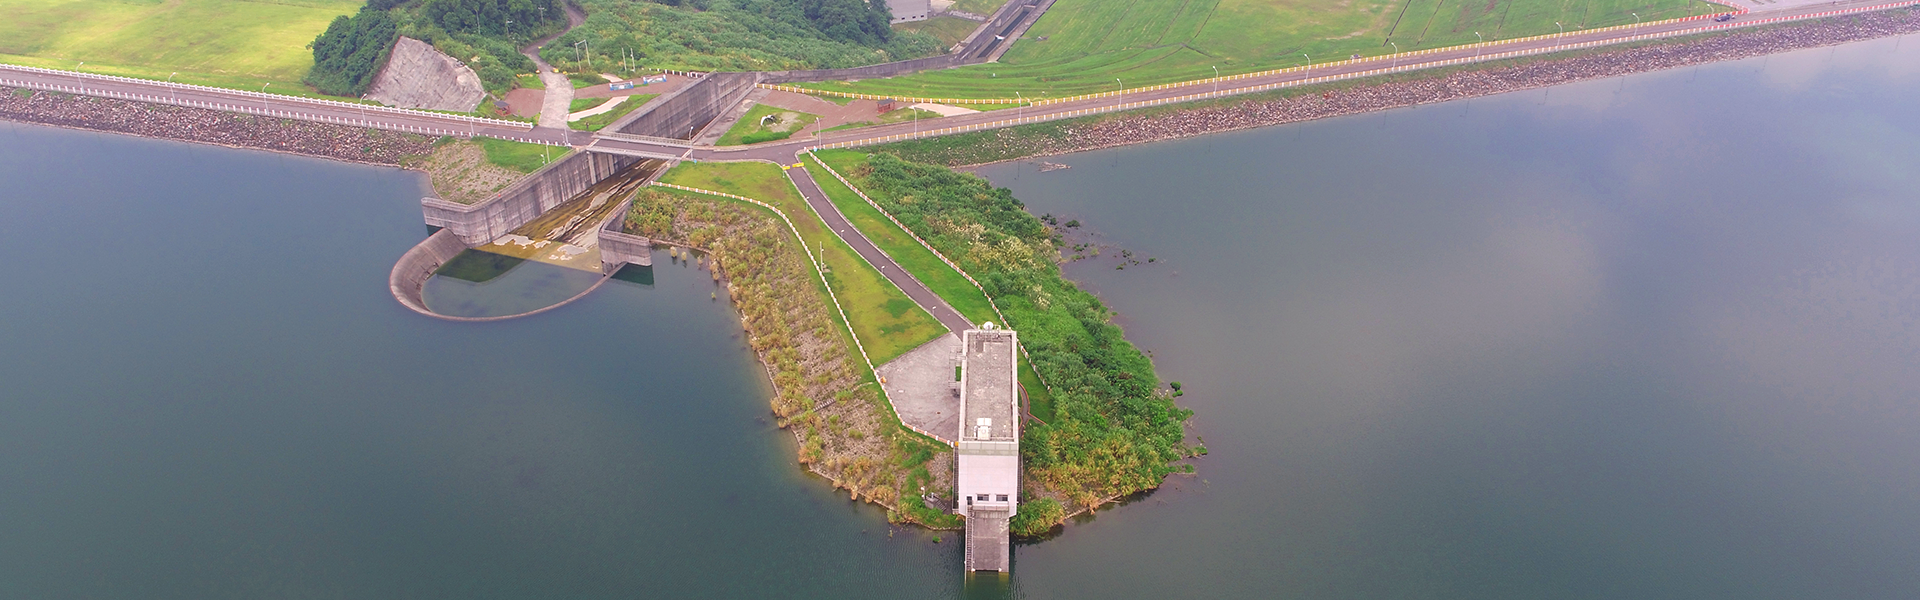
<box><xmin>306</xmin><ymin>6</ymin><xmax>399</xmax><ymax>96</ymax></box>
<box><xmin>657</xmin><ymin>161</ymin><xmax>945</xmax><ymax>362</ymax></box>
<box><xmin>569</xmin><ymin>73</ymin><xmax>607</xmax><ymax>88</ymax></box>
<box><xmin>416</xmin><ymin>0</ymin><xmax>563</xmax><ymax>38</ymax></box>
<box><xmin>951</xmin><ymin>0</ymin><xmax>1011</xmax><ymax>16</ymax></box>
<box><xmin>791</xmin><ymin>0</ymin><xmax>1729</xmax><ymax>99</ymax></box>
<box><xmin>1009</xmin><ymin>497</ymin><xmax>1065</xmax><ymax>537</ymax></box>
<box><xmin>820</xmin><ymin>108</ymin><xmax>941</xmax><ymax>133</ymax></box>
<box><xmin>717</xmin><ymin>104</ymin><xmax>820</xmax><ymax>146</ymax></box>
<box><xmin>476</xmin><ymin>137</ymin><xmax>562</xmax><ymax>172</ymax></box>
<box><xmin>806</xmin><ymin>150</ymin><xmax>1056</xmax><ymax>421</ymax></box>
<box><xmin>569</xmin><ymin>97</ymin><xmax>610</xmax><ymax>112</ymax></box>
<box><xmin>515</xmin><ymin>73</ymin><xmax>545</xmax><ymax>90</ymax></box>
<box><xmin>568</xmin><ymin>93</ymin><xmax>658</xmax><ymax>131</ymax></box>
<box><xmin>892</xmin><ymin>15</ymin><xmax>979</xmax><ymax>48</ymax></box>
<box><xmin>0</xmin><ymin>0</ymin><xmax>362</xmax><ymax>93</ymax></box>
<box><xmin>625</xmin><ymin>188</ymin><xmax>958</xmax><ymax>529</ymax></box>
<box><xmin>832</xmin><ymin>152</ymin><xmax>1193</xmax><ymax>515</ymax></box>
<box><xmin>548</xmin><ymin>0</ymin><xmax>943</xmax><ymax>74</ymax></box>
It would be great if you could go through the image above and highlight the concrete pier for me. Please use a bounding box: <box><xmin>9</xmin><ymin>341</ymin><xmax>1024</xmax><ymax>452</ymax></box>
<box><xmin>957</xmin><ymin>324</ymin><xmax>1019</xmax><ymax>572</ymax></box>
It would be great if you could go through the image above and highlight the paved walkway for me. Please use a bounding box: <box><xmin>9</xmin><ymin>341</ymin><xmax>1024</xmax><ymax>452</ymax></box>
<box><xmin>783</xmin><ymin>159</ymin><xmax>976</xmax><ymax>335</ymax></box>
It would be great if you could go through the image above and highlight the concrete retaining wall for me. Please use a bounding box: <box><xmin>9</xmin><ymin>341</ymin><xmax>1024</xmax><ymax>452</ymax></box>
<box><xmin>598</xmin><ymin>194</ymin><xmax>654</xmax><ymax>273</ymax></box>
<box><xmin>389</xmin><ymin>228</ymin><xmax>469</xmax><ymax>315</ymax></box>
<box><xmin>423</xmin><ymin>150</ymin><xmax>643</xmax><ymax>246</ymax></box>
<box><xmin>608</xmin><ymin>72</ymin><xmax>761</xmax><ymax>139</ymax></box>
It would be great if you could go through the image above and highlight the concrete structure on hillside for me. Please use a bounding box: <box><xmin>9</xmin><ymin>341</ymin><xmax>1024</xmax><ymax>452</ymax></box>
<box><xmin>957</xmin><ymin>323</ymin><xmax>1019</xmax><ymax>572</ymax></box>
<box><xmin>422</xmin><ymin>151</ymin><xmax>645</xmax><ymax>246</ymax></box>
<box><xmin>365</xmin><ymin>37</ymin><xmax>487</xmax><ymax>112</ymax></box>
<box><xmin>888</xmin><ymin>0</ymin><xmax>931</xmax><ymax>22</ymax></box>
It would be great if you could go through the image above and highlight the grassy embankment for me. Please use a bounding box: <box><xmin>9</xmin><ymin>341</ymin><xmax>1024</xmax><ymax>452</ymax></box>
<box><xmin>810</xmin><ymin>152</ymin><xmax>1197</xmax><ymax>535</ymax></box>
<box><xmin>624</xmin><ymin>186</ymin><xmax>960</xmax><ymax>528</ymax></box>
<box><xmin>804</xmin><ymin>150</ymin><xmax>1056</xmax><ymax>421</ymax></box>
<box><xmin>790</xmin><ymin>0</ymin><xmax>1729</xmax><ymax>100</ymax></box>
<box><xmin>0</xmin><ymin>0</ymin><xmax>363</xmax><ymax>96</ymax></box>
<box><xmin>568</xmin><ymin>93</ymin><xmax>658</xmax><ymax>131</ymax></box>
<box><xmin>821</xmin><ymin>108</ymin><xmax>942</xmax><ymax>133</ymax></box>
<box><xmin>657</xmin><ymin>161</ymin><xmax>944</xmax><ymax>363</ymax></box>
<box><xmin>861</xmin><ymin>17</ymin><xmax>1821</xmax><ymax>166</ymax></box>
<box><xmin>892</xmin><ymin>16</ymin><xmax>980</xmax><ymax>48</ymax></box>
<box><xmin>716</xmin><ymin>104</ymin><xmax>820</xmax><ymax>146</ymax></box>
<box><xmin>403</xmin><ymin>137</ymin><xmax>564</xmax><ymax>204</ymax></box>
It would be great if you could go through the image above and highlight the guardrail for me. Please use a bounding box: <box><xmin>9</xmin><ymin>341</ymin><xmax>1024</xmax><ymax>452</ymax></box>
<box><xmin>765</xmin><ymin>0</ymin><xmax>1886</xmax><ymax>106</ymax></box>
<box><xmin>596</xmin><ymin>131</ymin><xmax>696</xmax><ymax>148</ymax></box>
<box><xmin>0</xmin><ymin>63</ymin><xmax>535</xmax><ymax>132</ymax></box>
<box><xmin>802</xmin><ymin>153</ymin><xmax>1054</xmax><ymax>397</ymax></box>
<box><xmin>651</xmin><ymin>180</ymin><xmax>957</xmax><ymax>445</ymax></box>
<box><xmin>803</xmin><ymin>0</ymin><xmax>1914</xmax><ymax>150</ymax></box>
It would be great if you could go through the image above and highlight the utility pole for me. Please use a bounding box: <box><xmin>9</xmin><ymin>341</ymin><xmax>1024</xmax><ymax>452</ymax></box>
<box><xmin>505</xmin><ymin>19</ymin><xmax>512</xmax><ymax>40</ymax></box>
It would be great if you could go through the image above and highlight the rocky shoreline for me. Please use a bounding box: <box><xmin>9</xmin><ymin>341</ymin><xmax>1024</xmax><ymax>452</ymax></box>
<box><xmin>885</xmin><ymin>8</ymin><xmax>1920</xmax><ymax>166</ymax></box>
<box><xmin>0</xmin><ymin>87</ymin><xmax>434</xmax><ymax>165</ymax></box>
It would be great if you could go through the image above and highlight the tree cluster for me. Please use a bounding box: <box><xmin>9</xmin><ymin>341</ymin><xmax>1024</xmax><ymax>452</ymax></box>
<box><xmin>549</xmin><ymin>0</ymin><xmax>939</xmax><ymax>73</ymax></box>
<box><xmin>306</xmin><ymin>6</ymin><xmax>400</xmax><ymax>96</ymax></box>
<box><xmin>421</xmin><ymin>0</ymin><xmax>563</xmax><ymax>38</ymax></box>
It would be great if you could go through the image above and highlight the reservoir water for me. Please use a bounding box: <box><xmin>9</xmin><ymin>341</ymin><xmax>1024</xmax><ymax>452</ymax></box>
<box><xmin>3</xmin><ymin>34</ymin><xmax>1919</xmax><ymax>599</ymax></box>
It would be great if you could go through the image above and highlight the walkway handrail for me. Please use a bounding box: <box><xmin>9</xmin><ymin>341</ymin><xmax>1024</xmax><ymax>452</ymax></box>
<box><xmin>650</xmin><ymin>180</ymin><xmax>955</xmax><ymax>444</ymax></box>
<box><xmin>0</xmin><ymin>63</ymin><xmax>533</xmax><ymax>130</ymax></box>
<box><xmin>803</xmin><ymin>153</ymin><xmax>1054</xmax><ymax>396</ymax></box>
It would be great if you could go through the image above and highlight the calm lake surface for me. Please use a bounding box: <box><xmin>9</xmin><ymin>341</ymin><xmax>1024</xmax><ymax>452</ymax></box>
<box><xmin>3</xmin><ymin>35</ymin><xmax>1919</xmax><ymax>600</ymax></box>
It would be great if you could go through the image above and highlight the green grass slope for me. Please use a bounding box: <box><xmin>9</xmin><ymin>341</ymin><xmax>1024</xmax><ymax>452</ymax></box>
<box><xmin>792</xmin><ymin>0</ymin><xmax>1729</xmax><ymax>99</ymax></box>
<box><xmin>0</xmin><ymin>0</ymin><xmax>363</xmax><ymax>91</ymax></box>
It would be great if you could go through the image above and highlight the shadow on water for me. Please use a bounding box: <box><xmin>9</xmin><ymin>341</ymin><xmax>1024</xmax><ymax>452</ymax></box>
<box><xmin>420</xmin><ymin>257</ymin><xmax>603</xmax><ymax>318</ymax></box>
<box><xmin>434</xmin><ymin>250</ymin><xmax>526</xmax><ymax>284</ymax></box>
<box><xmin>963</xmin><ymin>570</ymin><xmax>1012</xmax><ymax>600</ymax></box>
<box><xmin>611</xmin><ymin>262</ymin><xmax>655</xmax><ymax>286</ymax></box>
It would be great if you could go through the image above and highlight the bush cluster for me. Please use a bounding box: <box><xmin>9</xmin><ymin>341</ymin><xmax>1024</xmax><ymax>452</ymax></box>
<box><xmin>850</xmin><ymin>153</ymin><xmax>1195</xmax><ymax>514</ymax></box>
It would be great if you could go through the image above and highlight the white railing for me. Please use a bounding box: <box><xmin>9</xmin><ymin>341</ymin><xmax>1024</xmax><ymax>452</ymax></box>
<box><xmin>0</xmin><ymin>63</ymin><xmax>536</xmax><ymax>132</ymax></box>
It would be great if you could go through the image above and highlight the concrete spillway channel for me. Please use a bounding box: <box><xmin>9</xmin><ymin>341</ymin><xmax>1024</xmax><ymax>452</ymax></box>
<box><xmin>390</xmin><ymin>151</ymin><xmax>667</xmax><ymax>321</ymax></box>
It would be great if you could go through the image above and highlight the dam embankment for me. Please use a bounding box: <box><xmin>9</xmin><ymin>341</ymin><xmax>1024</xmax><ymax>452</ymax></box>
<box><xmin>0</xmin><ymin>87</ymin><xmax>434</xmax><ymax>165</ymax></box>
<box><xmin>888</xmin><ymin>8</ymin><xmax>1920</xmax><ymax>166</ymax></box>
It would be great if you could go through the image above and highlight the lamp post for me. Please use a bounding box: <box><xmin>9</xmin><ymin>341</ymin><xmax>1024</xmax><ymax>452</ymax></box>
<box><xmin>1632</xmin><ymin>12</ymin><xmax>1641</xmax><ymax>24</ymax></box>
<box><xmin>167</xmin><ymin>72</ymin><xmax>177</xmax><ymax>103</ymax></box>
<box><xmin>1303</xmin><ymin>53</ymin><xmax>1311</xmax><ymax>79</ymax></box>
<box><xmin>73</xmin><ymin>62</ymin><xmax>83</xmax><ymax>91</ymax></box>
<box><xmin>260</xmin><ymin>83</ymin><xmax>270</xmax><ymax>113</ymax></box>
<box><xmin>1555</xmin><ymin>21</ymin><xmax>1564</xmax><ymax>34</ymax></box>
<box><xmin>1390</xmin><ymin>42</ymin><xmax>1400</xmax><ymax>69</ymax></box>
<box><xmin>1211</xmin><ymin>65</ymin><xmax>1219</xmax><ymax>95</ymax></box>
<box><xmin>1115</xmin><ymin>78</ymin><xmax>1122</xmax><ymax>107</ymax></box>
<box><xmin>1015</xmin><ymin>91</ymin><xmax>1023</xmax><ymax>121</ymax></box>
<box><xmin>1474</xmin><ymin>32</ymin><xmax>1483</xmax><ymax>59</ymax></box>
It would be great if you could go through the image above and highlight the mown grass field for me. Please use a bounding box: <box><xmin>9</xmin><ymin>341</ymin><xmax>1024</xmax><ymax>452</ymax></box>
<box><xmin>807</xmin><ymin>150</ymin><xmax>1055</xmax><ymax>420</ymax></box>
<box><xmin>569</xmin><ymin>93</ymin><xmax>657</xmax><ymax>131</ymax></box>
<box><xmin>793</xmin><ymin>0</ymin><xmax>1730</xmax><ymax>99</ymax></box>
<box><xmin>892</xmin><ymin>15</ymin><xmax>979</xmax><ymax>47</ymax></box>
<box><xmin>716</xmin><ymin>103</ymin><xmax>820</xmax><ymax>146</ymax></box>
<box><xmin>0</xmin><ymin>0</ymin><xmax>362</xmax><ymax>93</ymax></box>
<box><xmin>657</xmin><ymin>161</ymin><xmax>945</xmax><ymax>363</ymax></box>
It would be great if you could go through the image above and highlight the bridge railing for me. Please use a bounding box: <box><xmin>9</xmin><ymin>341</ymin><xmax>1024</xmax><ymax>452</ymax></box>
<box><xmin>0</xmin><ymin>63</ymin><xmax>535</xmax><ymax>131</ymax></box>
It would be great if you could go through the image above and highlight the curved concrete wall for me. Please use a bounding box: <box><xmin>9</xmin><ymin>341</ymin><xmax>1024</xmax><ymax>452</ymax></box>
<box><xmin>389</xmin><ymin>228</ymin><xmax>469</xmax><ymax>315</ymax></box>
